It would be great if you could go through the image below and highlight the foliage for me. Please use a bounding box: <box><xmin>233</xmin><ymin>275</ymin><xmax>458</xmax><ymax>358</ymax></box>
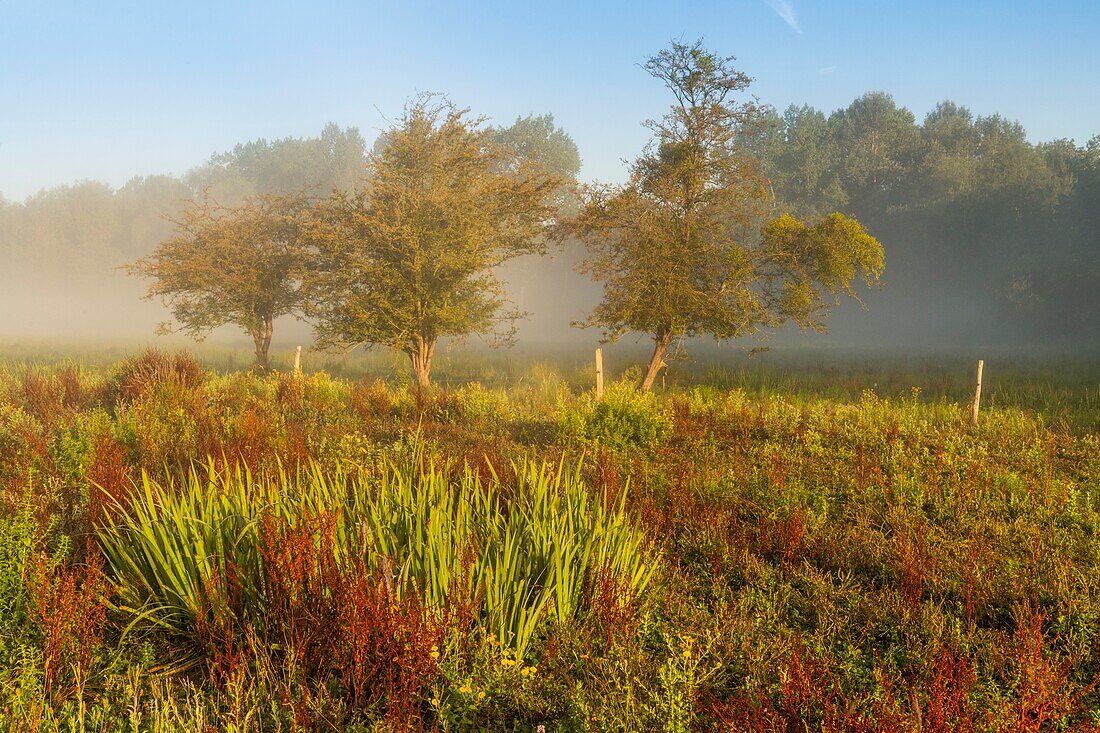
<box><xmin>492</xmin><ymin>113</ymin><xmax>583</xmax><ymax>211</ymax></box>
<box><xmin>189</xmin><ymin>122</ymin><xmax>369</xmax><ymax>198</ymax></box>
<box><xmin>128</xmin><ymin>191</ymin><xmax>315</xmax><ymax>369</ymax></box>
<box><xmin>759</xmin><ymin>96</ymin><xmax>1100</xmax><ymax>342</ymax></box>
<box><xmin>0</xmin><ymin>353</ymin><xmax>1099</xmax><ymax>730</ymax></box>
<box><xmin>103</xmin><ymin>348</ymin><xmax>205</xmax><ymax>412</ymax></box>
<box><xmin>568</xmin><ymin>41</ymin><xmax>884</xmax><ymax>389</ymax></box>
<box><xmin>2</xmin><ymin>84</ymin><xmax>1098</xmax><ymax>348</ymax></box>
<box><xmin>0</xmin><ymin>491</ymin><xmax>39</xmax><ymax>668</ymax></box>
<box><xmin>0</xmin><ymin>404</ymin><xmax>43</xmax><ymax>488</ymax></box>
<box><xmin>757</xmin><ymin>212</ymin><xmax>884</xmax><ymax>330</ymax></box>
<box><xmin>558</xmin><ymin>377</ymin><xmax>672</xmax><ymax>450</ymax></box>
<box><xmin>307</xmin><ymin>95</ymin><xmax>563</xmax><ymax>388</ymax></box>
<box><xmin>98</xmin><ymin>452</ymin><xmax>658</xmax><ymax>665</ymax></box>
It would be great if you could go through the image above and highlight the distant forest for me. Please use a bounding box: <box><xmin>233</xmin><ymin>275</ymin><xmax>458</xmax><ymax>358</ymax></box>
<box><xmin>2</xmin><ymin>93</ymin><xmax>1097</xmax><ymax>348</ymax></box>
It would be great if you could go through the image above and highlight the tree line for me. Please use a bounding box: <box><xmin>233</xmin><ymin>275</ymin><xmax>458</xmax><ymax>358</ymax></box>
<box><xmin>757</xmin><ymin>94</ymin><xmax>1100</xmax><ymax>341</ymax></box>
<box><xmin>129</xmin><ymin>42</ymin><xmax>883</xmax><ymax>388</ymax></box>
<box><xmin>2</xmin><ymin>39</ymin><xmax>1096</xmax><ymax>363</ymax></box>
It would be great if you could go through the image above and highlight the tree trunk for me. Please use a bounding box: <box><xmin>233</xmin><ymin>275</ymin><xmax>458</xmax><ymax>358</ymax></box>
<box><xmin>250</xmin><ymin>317</ymin><xmax>273</xmax><ymax>371</ymax></box>
<box><xmin>640</xmin><ymin>332</ymin><xmax>672</xmax><ymax>392</ymax></box>
<box><xmin>409</xmin><ymin>335</ymin><xmax>436</xmax><ymax>391</ymax></box>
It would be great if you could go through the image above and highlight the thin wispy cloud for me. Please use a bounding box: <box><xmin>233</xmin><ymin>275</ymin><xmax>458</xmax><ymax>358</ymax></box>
<box><xmin>819</xmin><ymin>65</ymin><xmax>837</xmax><ymax>76</ymax></box>
<box><xmin>763</xmin><ymin>0</ymin><xmax>802</xmax><ymax>34</ymax></box>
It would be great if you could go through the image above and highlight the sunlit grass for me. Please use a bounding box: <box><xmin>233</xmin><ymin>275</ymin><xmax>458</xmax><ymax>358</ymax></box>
<box><xmin>98</xmin><ymin>451</ymin><xmax>658</xmax><ymax>666</ymax></box>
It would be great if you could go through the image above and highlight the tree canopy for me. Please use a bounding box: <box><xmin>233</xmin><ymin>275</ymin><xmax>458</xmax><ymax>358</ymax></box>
<box><xmin>306</xmin><ymin>97</ymin><xmax>562</xmax><ymax>388</ymax></box>
<box><xmin>128</xmin><ymin>191</ymin><xmax>314</xmax><ymax>369</ymax></box>
<box><xmin>1</xmin><ymin>71</ymin><xmax>1097</xmax><ymax>349</ymax></box>
<box><xmin>569</xmin><ymin>40</ymin><xmax>885</xmax><ymax>390</ymax></box>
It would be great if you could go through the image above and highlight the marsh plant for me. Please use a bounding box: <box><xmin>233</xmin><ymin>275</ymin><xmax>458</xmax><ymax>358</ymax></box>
<box><xmin>1</xmin><ymin>351</ymin><xmax>1100</xmax><ymax>730</ymax></box>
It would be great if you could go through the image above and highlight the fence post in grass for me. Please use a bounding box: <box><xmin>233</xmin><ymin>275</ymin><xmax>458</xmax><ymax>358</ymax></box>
<box><xmin>595</xmin><ymin>347</ymin><xmax>605</xmax><ymax>400</ymax></box>
<box><xmin>971</xmin><ymin>359</ymin><xmax>984</xmax><ymax>425</ymax></box>
<box><xmin>294</xmin><ymin>345</ymin><xmax>302</xmax><ymax>375</ymax></box>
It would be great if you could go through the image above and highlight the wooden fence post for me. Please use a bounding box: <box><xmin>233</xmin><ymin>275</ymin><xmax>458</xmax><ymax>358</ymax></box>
<box><xmin>595</xmin><ymin>347</ymin><xmax>604</xmax><ymax>400</ymax></box>
<box><xmin>294</xmin><ymin>346</ymin><xmax>302</xmax><ymax>375</ymax></box>
<box><xmin>971</xmin><ymin>359</ymin><xmax>983</xmax><ymax>425</ymax></box>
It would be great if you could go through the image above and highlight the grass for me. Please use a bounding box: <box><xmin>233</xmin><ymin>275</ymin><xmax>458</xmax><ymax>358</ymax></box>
<box><xmin>100</xmin><ymin>454</ymin><xmax>658</xmax><ymax>667</ymax></box>
<box><xmin>0</xmin><ymin>346</ymin><xmax>1098</xmax><ymax>730</ymax></box>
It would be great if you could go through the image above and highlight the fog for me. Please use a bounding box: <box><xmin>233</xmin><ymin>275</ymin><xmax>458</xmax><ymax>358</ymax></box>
<box><xmin>1</xmin><ymin>93</ymin><xmax>1098</xmax><ymax>362</ymax></box>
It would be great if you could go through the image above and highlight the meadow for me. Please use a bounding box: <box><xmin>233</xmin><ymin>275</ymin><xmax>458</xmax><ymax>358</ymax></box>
<box><xmin>2</xmin><ymin>346</ymin><xmax>1099</xmax><ymax>732</ymax></box>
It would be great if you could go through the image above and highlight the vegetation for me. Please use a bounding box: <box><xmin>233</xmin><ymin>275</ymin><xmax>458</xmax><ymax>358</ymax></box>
<box><xmin>307</xmin><ymin>96</ymin><xmax>563</xmax><ymax>388</ymax></box>
<box><xmin>1</xmin><ymin>31</ymin><xmax>1098</xmax><ymax>733</ymax></box>
<box><xmin>100</xmin><ymin>455</ymin><xmax>657</xmax><ymax>668</ymax></box>
<box><xmin>569</xmin><ymin>42</ymin><xmax>884</xmax><ymax>390</ymax></box>
<box><xmin>128</xmin><ymin>191</ymin><xmax>315</xmax><ymax>370</ymax></box>
<box><xmin>4</xmin><ymin>62</ymin><xmax>1097</xmax><ymax>349</ymax></box>
<box><xmin>0</xmin><ymin>348</ymin><xmax>1098</xmax><ymax>730</ymax></box>
<box><xmin>757</xmin><ymin>96</ymin><xmax>1100</xmax><ymax>342</ymax></box>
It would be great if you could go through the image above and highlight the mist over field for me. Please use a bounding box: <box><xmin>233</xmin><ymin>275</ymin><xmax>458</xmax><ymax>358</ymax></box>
<box><xmin>2</xmin><ymin>102</ymin><xmax>1097</xmax><ymax>357</ymax></box>
<box><xmin>6</xmin><ymin>4</ymin><xmax>1100</xmax><ymax>729</ymax></box>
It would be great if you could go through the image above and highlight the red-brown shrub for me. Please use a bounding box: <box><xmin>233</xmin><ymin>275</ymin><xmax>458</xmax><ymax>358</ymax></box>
<box><xmin>20</xmin><ymin>369</ymin><xmax>66</xmax><ymax>427</ymax></box>
<box><xmin>706</xmin><ymin>643</ymin><xmax>911</xmax><ymax>733</ymax></box>
<box><xmin>994</xmin><ymin>604</ymin><xmax>1100</xmax><ymax>732</ymax></box>
<box><xmin>256</xmin><ymin>511</ymin><xmax>444</xmax><ymax>728</ymax></box>
<box><xmin>915</xmin><ymin>645</ymin><xmax>977</xmax><ymax>733</ymax></box>
<box><xmin>588</xmin><ymin>564</ymin><xmax>641</xmax><ymax>650</ymax></box>
<box><xmin>27</xmin><ymin>553</ymin><xmax>109</xmax><ymax>701</ymax></box>
<box><xmin>86</xmin><ymin>433</ymin><xmax>132</xmax><ymax>527</ymax></box>
<box><xmin>105</xmin><ymin>348</ymin><xmax>205</xmax><ymax>410</ymax></box>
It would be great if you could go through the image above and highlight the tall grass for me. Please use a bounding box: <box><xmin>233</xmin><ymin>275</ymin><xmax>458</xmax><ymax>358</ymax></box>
<box><xmin>97</xmin><ymin>451</ymin><xmax>659</xmax><ymax>665</ymax></box>
<box><xmin>6</xmin><ymin>351</ymin><xmax>1100</xmax><ymax>729</ymax></box>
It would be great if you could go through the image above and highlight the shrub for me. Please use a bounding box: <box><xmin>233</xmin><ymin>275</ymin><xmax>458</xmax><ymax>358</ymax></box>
<box><xmin>558</xmin><ymin>378</ymin><xmax>672</xmax><ymax>450</ymax></box>
<box><xmin>0</xmin><ymin>405</ymin><xmax>44</xmax><ymax>490</ymax></box>
<box><xmin>104</xmin><ymin>348</ymin><xmax>205</xmax><ymax>412</ymax></box>
<box><xmin>26</xmin><ymin>553</ymin><xmax>109</xmax><ymax>702</ymax></box>
<box><xmin>0</xmin><ymin>492</ymin><xmax>39</xmax><ymax>668</ymax></box>
<box><xmin>115</xmin><ymin>375</ymin><xmax>207</xmax><ymax>470</ymax></box>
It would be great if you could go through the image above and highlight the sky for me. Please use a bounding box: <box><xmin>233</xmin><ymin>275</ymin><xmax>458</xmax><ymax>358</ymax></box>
<box><xmin>1</xmin><ymin>0</ymin><xmax>1098</xmax><ymax>202</ymax></box>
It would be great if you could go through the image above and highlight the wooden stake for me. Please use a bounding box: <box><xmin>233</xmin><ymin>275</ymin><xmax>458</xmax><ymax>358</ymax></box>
<box><xmin>971</xmin><ymin>359</ymin><xmax>983</xmax><ymax>425</ymax></box>
<box><xmin>595</xmin><ymin>347</ymin><xmax>604</xmax><ymax>400</ymax></box>
<box><xmin>294</xmin><ymin>345</ymin><xmax>302</xmax><ymax>374</ymax></box>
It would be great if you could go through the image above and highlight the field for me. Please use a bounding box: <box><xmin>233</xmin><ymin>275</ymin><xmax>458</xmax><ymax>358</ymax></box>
<box><xmin>2</xmin><ymin>346</ymin><xmax>1100</xmax><ymax>732</ymax></box>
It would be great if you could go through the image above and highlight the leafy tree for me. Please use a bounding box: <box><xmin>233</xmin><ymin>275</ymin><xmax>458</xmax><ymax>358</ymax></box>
<box><xmin>307</xmin><ymin>96</ymin><xmax>557</xmax><ymax>389</ymax></box>
<box><xmin>186</xmin><ymin>123</ymin><xmax>368</xmax><ymax>201</ymax></box>
<box><xmin>569</xmin><ymin>40</ymin><xmax>885</xmax><ymax>391</ymax></box>
<box><xmin>129</xmin><ymin>191</ymin><xmax>313</xmax><ymax>370</ymax></box>
<box><xmin>492</xmin><ymin>113</ymin><xmax>581</xmax><ymax>210</ymax></box>
<box><xmin>973</xmin><ymin>115</ymin><xmax>1066</xmax><ymax>209</ymax></box>
<box><xmin>763</xmin><ymin>104</ymin><xmax>848</xmax><ymax>217</ymax></box>
<box><xmin>831</xmin><ymin>92</ymin><xmax>921</xmax><ymax>214</ymax></box>
<box><xmin>917</xmin><ymin>102</ymin><xmax>980</xmax><ymax>202</ymax></box>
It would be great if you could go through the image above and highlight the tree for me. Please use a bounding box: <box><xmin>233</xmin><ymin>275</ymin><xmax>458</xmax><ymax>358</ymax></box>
<box><xmin>830</xmin><ymin>92</ymin><xmax>920</xmax><ymax>214</ymax></box>
<box><xmin>492</xmin><ymin>114</ymin><xmax>582</xmax><ymax>211</ymax></box>
<box><xmin>129</xmin><ymin>191</ymin><xmax>313</xmax><ymax>370</ymax></box>
<box><xmin>186</xmin><ymin>123</ymin><xmax>368</xmax><ymax>202</ymax></box>
<box><xmin>760</xmin><ymin>105</ymin><xmax>848</xmax><ymax>218</ymax></box>
<box><xmin>568</xmin><ymin>40</ymin><xmax>885</xmax><ymax>391</ymax></box>
<box><xmin>918</xmin><ymin>101</ymin><xmax>980</xmax><ymax>202</ymax></box>
<box><xmin>307</xmin><ymin>96</ymin><xmax>557</xmax><ymax>389</ymax></box>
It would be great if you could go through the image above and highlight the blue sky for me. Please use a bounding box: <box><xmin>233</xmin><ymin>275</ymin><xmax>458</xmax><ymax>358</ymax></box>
<box><xmin>1</xmin><ymin>0</ymin><xmax>1097</xmax><ymax>201</ymax></box>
